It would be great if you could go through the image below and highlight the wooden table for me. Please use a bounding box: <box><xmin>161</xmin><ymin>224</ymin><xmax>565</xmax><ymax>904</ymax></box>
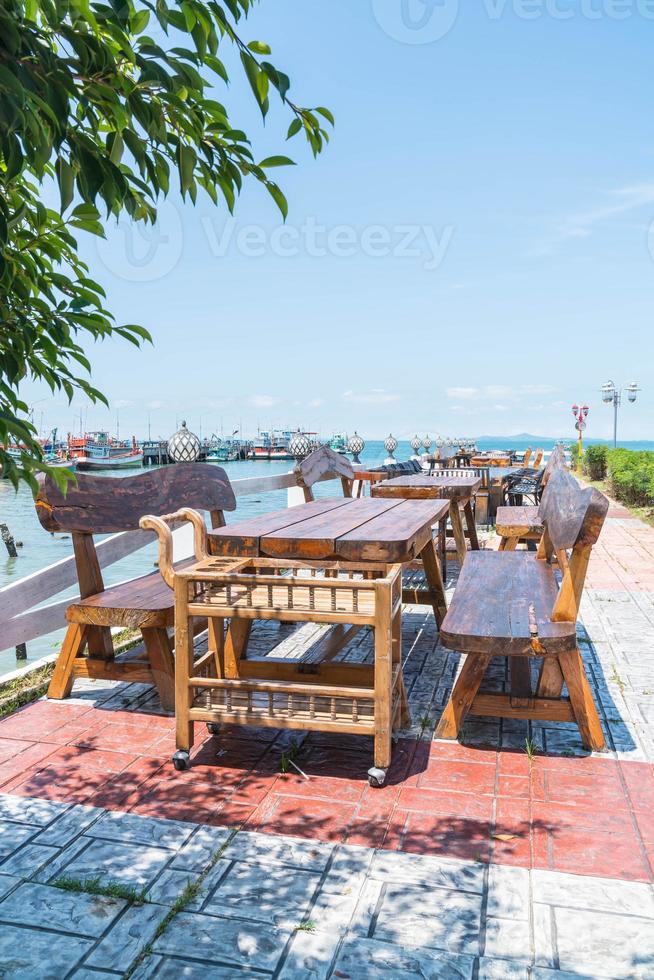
<box><xmin>209</xmin><ymin>496</ymin><xmax>449</xmax><ymax>624</ymax></box>
<box><xmin>370</xmin><ymin>474</ymin><xmax>481</xmax><ymax>565</ymax></box>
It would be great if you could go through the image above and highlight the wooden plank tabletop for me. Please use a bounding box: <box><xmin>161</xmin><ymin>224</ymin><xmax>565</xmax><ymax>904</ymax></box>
<box><xmin>371</xmin><ymin>473</ymin><xmax>482</xmax><ymax>501</ymax></box>
<box><xmin>209</xmin><ymin>497</ymin><xmax>449</xmax><ymax>563</ymax></box>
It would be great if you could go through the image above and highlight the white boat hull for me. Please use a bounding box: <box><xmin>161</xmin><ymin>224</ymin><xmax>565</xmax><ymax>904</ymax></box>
<box><xmin>76</xmin><ymin>452</ymin><xmax>144</xmax><ymax>470</ymax></box>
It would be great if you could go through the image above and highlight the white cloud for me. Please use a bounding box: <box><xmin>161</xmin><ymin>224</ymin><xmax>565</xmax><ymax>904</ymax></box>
<box><xmin>250</xmin><ymin>394</ymin><xmax>279</xmax><ymax>409</ymax></box>
<box><xmin>342</xmin><ymin>388</ymin><xmax>400</xmax><ymax>405</ymax></box>
<box><xmin>147</xmin><ymin>400</ymin><xmax>165</xmax><ymax>410</ymax></box>
<box><xmin>536</xmin><ymin>183</ymin><xmax>654</xmax><ymax>253</ymax></box>
<box><xmin>308</xmin><ymin>398</ymin><xmax>325</xmax><ymax>408</ymax></box>
<box><xmin>446</xmin><ymin>387</ymin><xmax>478</xmax><ymax>400</ymax></box>
<box><xmin>113</xmin><ymin>399</ymin><xmax>134</xmax><ymax>409</ymax></box>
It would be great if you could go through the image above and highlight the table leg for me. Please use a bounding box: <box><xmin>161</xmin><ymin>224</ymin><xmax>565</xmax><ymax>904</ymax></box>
<box><xmin>463</xmin><ymin>500</ymin><xmax>480</xmax><ymax>551</ymax></box>
<box><xmin>174</xmin><ymin>581</ymin><xmax>194</xmax><ymax>754</ymax></box>
<box><xmin>449</xmin><ymin>502</ymin><xmax>468</xmax><ymax>566</ymax></box>
<box><xmin>419</xmin><ymin>537</ymin><xmax>448</xmax><ymax>627</ymax></box>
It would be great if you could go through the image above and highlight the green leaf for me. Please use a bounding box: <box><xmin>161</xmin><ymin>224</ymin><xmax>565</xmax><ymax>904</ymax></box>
<box><xmin>287</xmin><ymin>118</ymin><xmax>302</xmax><ymax>140</ymax></box>
<box><xmin>178</xmin><ymin>144</ymin><xmax>197</xmax><ymax>195</ymax></box>
<box><xmin>259</xmin><ymin>156</ymin><xmax>295</xmax><ymax>168</ymax></box>
<box><xmin>266</xmin><ymin>181</ymin><xmax>288</xmax><ymax>220</ymax></box>
<box><xmin>247</xmin><ymin>40</ymin><xmax>271</xmax><ymax>54</ymax></box>
<box><xmin>315</xmin><ymin>106</ymin><xmax>335</xmax><ymax>126</ymax></box>
<box><xmin>55</xmin><ymin>158</ymin><xmax>75</xmax><ymax>213</ymax></box>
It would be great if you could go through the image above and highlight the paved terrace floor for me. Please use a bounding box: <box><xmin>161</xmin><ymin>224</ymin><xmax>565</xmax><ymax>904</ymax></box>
<box><xmin>0</xmin><ymin>500</ymin><xmax>653</xmax><ymax>977</ymax></box>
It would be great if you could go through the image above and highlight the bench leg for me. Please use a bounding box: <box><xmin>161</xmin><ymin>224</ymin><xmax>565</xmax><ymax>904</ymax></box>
<box><xmin>436</xmin><ymin>654</ymin><xmax>491</xmax><ymax>740</ymax></box>
<box><xmin>449</xmin><ymin>504</ymin><xmax>468</xmax><ymax>565</ymax></box>
<box><xmin>142</xmin><ymin>628</ymin><xmax>175</xmax><ymax>712</ymax></box>
<box><xmin>558</xmin><ymin>649</ymin><xmax>606</xmax><ymax>751</ymax></box>
<box><xmin>510</xmin><ymin>657</ymin><xmax>532</xmax><ymax>704</ymax></box>
<box><xmin>536</xmin><ymin>657</ymin><xmax>564</xmax><ymax>699</ymax></box>
<box><xmin>174</xmin><ymin>592</ymin><xmax>194</xmax><ymax>754</ymax></box>
<box><xmin>419</xmin><ymin>538</ymin><xmax>448</xmax><ymax>627</ymax></box>
<box><xmin>463</xmin><ymin>500</ymin><xmax>480</xmax><ymax>550</ymax></box>
<box><xmin>48</xmin><ymin>623</ymin><xmax>88</xmax><ymax>700</ymax></box>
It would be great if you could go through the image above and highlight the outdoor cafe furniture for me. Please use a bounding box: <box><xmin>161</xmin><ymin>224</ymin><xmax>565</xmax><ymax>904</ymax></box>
<box><xmin>35</xmin><ymin>464</ymin><xmax>236</xmax><ymax>710</ymax></box>
<box><xmin>371</xmin><ymin>473</ymin><xmax>482</xmax><ymax>566</ymax></box>
<box><xmin>496</xmin><ymin>446</ymin><xmax>566</xmax><ymax>551</ymax></box>
<box><xmin>143</xmin><ymin>497</ymin><xmax>449</xmax><ymax>787</ymax></box>
<box><xmin>436</xmin><ymin>468</ymin><xmax>609</xmax><ymax>751</ymax></box>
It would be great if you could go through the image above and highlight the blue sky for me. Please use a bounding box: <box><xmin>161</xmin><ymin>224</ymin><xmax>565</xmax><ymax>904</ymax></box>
<box><xmin>24</xmin><ymin>0</ymin><xmax>654</xmax><ymax>442</ymax></box>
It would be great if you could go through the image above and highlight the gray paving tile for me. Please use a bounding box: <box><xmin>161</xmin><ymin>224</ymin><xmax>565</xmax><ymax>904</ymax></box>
<box><xmin>0</xmin><ymin>873</ymin><xmax>20</xmax><ymax>899</ymax></box>
<box><xmin>331</xmin><ymin>936</ymin><xmax>475</xmax><ymax>978</ymax></box>
<box><xmin>553</xmin><ymin>906</ymin><xmax>654</xmax><ymax>977</ymax></box>
<box><xmin>277</xmin><ymin>928</ymin><xmax>342</xmax><ymax>979</ymax></box>
<box><xmin>170</xmin><ymin>825</ymin><xmax>232</xmax><ymax>871</ymax></box>
<box><xmin>134</xmin><ymin>955</ymin><xmax>265</xmax><ymax>978</ymax></box>
<box><xmin>62</xmin><ymin>838</ymin><xmax>172</xmax><ymax>887</ymax></box>
<box><xmin>86</xmin><ymin>901</ymin><xmax>170</xmax><ymax>972</ymax></box>
<box><xmin>34</xmin><ymin>836</ymin><xmax>91</xmax><ymax>884</ymax></box>
<box><xmin>0</xmin><ymin>794</ymin><xmax>68</xmax><ymax>826</ymax></box>
<box><xmin>483</xmin><ymin>917</ymin><xmax>531</xmax><ymax>963</ymax></box>
<box><xmin>0</xmin><ymin>842</ymin><xmax>59</xmax><ymax>878</ymax></box>
<box><xmin>369</xmin><ymin>849</ymin><xmax>485</xmax><ymax>892</ymax></box>
<box><xmin>0</xmin><ymin>820</ymin><xmax>40</xmax><ymax>858</ymax></box>
<box><xmin>532</xmin><ymin>868</ymin><xmax>654</xmax><ymax>918</ymax></box>
<box><xmin>34</xmin><ymin>803</ymin><xmax>104</xmax><ymax>847</ymax></box>
<box><xmin>0</xmin><ymin>923</ymin><xmax>93</xmax><ymax>978</ymax></box>
<box><xmin>70</xmin><ymin>971</ymin><xmax>122</xmax><ymax>979</ymax></box>
<box><xmin>223</xmin><ymin>830</ymin><xmax>333</xmax><ymax>871</ymax></box>
<box><xmin>85</xmin><ymin>810</ymin><xmax>194</xmax><ymax>850</ymax></box>
<box><xmin>153</xmin><ymin>910</ymin><xmax>289</xmax><ymax>971</ymax></box>
<box><xmin>373</xmin><ymin>882</ymin><xmax>483</xmax><ymax>956</ymax></box>
<box><xmin>487</xmin><ymin>864</ymin><xmax>530</xmax><ymax>920</ymax></box>
<box><xmin>477</xmin><ymin>958</ymin><xmax>530</xmax><ymax>979</ymax></box>
<box><xmin>203</xmin><ymin>862</ymin><xmax>320</xmax><ymax>927</ymax></box>
<box><xmin>0</xmin><ymin>881</ymin><xmax>125</xmax><ymax>936</ymax></box>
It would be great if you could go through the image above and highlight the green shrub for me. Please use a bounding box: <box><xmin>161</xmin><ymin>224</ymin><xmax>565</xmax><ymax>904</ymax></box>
<box><xmin>606</xmin><ymin>449</ymin><xmax>654</xmax><ymax>508</ymax></box>
<box><xmin>583</xmin><ymin>444</ymin><xmax>608</xmax><ymax>481</ymax></box>
<box><xmin>570</xmin><ymin>442</ymin><xmax>582</xmax><ymax>471</ymax></box>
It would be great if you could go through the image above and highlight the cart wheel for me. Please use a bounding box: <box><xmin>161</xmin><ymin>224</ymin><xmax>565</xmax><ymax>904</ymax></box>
<box><xmin>206</xmin><ymin>723</ymin><xmax>221</xmax><ymax>736</ymax></box>
<box><xmin>368</xmin><ymin>766</ymin><xmax>387</xmax><ymax>788</ymax></box>
<box><xmin>173</xmin><ymin>751</ymin><xmax>191</xmax><ymax>772</ymax></box>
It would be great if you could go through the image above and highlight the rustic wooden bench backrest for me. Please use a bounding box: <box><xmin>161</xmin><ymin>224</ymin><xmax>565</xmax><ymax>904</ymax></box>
<box><xmin>522</xmin><ymin>447</ymin><xmax>533</xmax><ymax>466</ymax></box>
<box><xmin>295</xmin><ymin>445</ymin><xmax>355</xmax><ymax>502</ymax></box>
<box><xmin>541</xmin><ymin>445</ymin><xmax>566</xmax><ymax>487</ymax></box>
<box><xmin>35</xmin><ymin>464</ymin><xmax>236</xmax><ymax>655</ymax></box>
<box><xmin>532</xmin><ymin>447</ymin><xmax>544</xmax><ymax>467</ymax></box>
<box><xmin>537</xmin><ymin>468</ymin><xmax>609</xmax><ymax>622</ymax></box>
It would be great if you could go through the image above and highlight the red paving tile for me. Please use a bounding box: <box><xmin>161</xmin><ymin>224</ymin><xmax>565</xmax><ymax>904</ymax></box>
<box><xmin>1</xmin><ymin>699</ymin><xmax>653</xmax><ymax>883</ymax></box>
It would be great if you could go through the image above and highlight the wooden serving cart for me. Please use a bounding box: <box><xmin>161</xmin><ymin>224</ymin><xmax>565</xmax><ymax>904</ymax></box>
<box><xmin>142</xmin><ymin>508</ymin><xmax>407</xmax><ymax>787</ymax></box>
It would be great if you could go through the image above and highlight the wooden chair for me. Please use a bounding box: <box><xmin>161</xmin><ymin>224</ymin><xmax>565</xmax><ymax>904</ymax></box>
<box><xmin>532</xmin><ymin>447</ymin><xmax>544</xmax><ymax>468</ymax></box>
<box><xmin>521</xmin><ymin>447</ymin><xmax>533</xmax><ymax>467</ymax></box>
<box><xmin>35</xmin><ymin>464</ymin><xmax>236</xmax><ymax>709</ymax></box>
<box><xmin>496</xmin><ymin>446</ymin><xmax>566</xmax><ymax>550</ymax></box>
<box><xmin>436</xmin><ymin>468</ymin><xmax>609</xmax><ymax>750</ymax></box>
<box><xmin>295</xmin><ymin>445</ymin><xmax>355</xmax><ymax>502</ymax></box>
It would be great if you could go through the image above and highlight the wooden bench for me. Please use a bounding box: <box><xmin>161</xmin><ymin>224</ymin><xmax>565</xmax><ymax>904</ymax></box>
<box><xmin>435</xmin><ymin>468</ymin><xmax>609</xmax><ymax>750</ymax></box>
<box><xmin>35</xmin><ymin>464</ymin><xmax>236</xmax><ymax>709</ymax></box>
<box><xmin>294</xmin><ymin>445</ymin><xmax>355</xmax><ymax>501</ymax></box>
<box><xmin>496</xmin><ymin>446</ymin><xmax>566</xmax><ymax>551</ymax></box>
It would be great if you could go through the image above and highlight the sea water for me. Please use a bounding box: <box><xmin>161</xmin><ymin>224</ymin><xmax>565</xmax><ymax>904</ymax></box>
<box><xmin>2</xmin><ymin>436</ymin><xmax>653</xmax><ymax>672</ymax></box>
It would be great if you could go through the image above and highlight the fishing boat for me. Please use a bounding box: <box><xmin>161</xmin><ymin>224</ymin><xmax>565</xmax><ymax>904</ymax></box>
<box><xmin>72</xmin><ymin>431</ymin><xmax>143</xmax><ymax>470</ymax></box>
<box><xmin>247</xmin><ymin>430</ymin><xmax>294</xmax><ymax>461</ymax></box>
<box><xmin>329</xmin><ymin>434</ymin><xmax>349</xmax><ymax>455</ymax></box>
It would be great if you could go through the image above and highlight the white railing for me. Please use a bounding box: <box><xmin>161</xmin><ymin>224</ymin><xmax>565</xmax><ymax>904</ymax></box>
<box><xmin>0</xmin><ymin>468</ymin><xmax>339</xmax><ymax>656</ymax></box>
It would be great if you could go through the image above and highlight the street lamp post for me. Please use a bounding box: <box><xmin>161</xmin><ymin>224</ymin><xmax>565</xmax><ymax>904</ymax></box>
<box><xmin>600</xmin><ymin>381</ymin><xmax>641</xmax><ymax>448</ymax></box>
<box><xmin>571</xmin><ymin>403</ymin><xmax>589</xmax><ymax>456</ymax></box>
